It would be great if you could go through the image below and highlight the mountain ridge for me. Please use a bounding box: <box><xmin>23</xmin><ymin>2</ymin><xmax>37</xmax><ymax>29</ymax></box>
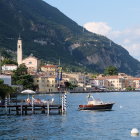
<box><xmin>0</xmin><ymin>0</ymin><xmax>140</xmax><ymax>76</ymax></box>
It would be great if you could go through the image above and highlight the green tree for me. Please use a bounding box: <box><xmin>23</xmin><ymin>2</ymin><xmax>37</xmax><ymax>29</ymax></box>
<box><xmin>0</xmin><ymin>81</ymin><xmax>14</xmax><ymax>99</ymax></box>
<box><xmin>1</xmin><ymin>58</ymin><xmax>17</xmax><ymax>66</ymax></box>
<box><xmin>0</xmin><ymin>79</ymin><xmax>4</xmax><ymax>84</ymax></box>
<box><xmin>126</xmin><ymin>86</ymin><xmax>135</xmax><ymax>91</ymax></box>
<box><xmin>64</xmin><ymin>81</ymin><xmax>77</xmax><ymax>90</ymax></box>
<box><xmin>12</xmin><ymin>64</ymin><xmax>34</xmax><ymax>90</ymax></box>
<box><xmin>91</xmin><ymin>73</ymin><xmax>99</xmax><ymax>79</ymax></box>
<box><xmin>13</xmin><ymin>64</ymin><xmax>28</xmax><ymax>76</ymax></box>
<box><xmin>104</xmin><ymin>66</ymin><xmax>118</xmax><ymax>76</ymax></box>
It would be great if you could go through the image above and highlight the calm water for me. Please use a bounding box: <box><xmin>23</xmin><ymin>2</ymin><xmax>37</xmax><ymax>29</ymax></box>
<box><xmin>0</xmin><ymin>92</ymin><xmax>140</xmax><ymax>140</ymax></box>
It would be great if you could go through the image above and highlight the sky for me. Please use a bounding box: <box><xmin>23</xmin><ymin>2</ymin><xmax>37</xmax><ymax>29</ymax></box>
<box><xmin>44</xmin><ymin>0</ymin><xmax>140</xmax><ymax>61</ymax></box>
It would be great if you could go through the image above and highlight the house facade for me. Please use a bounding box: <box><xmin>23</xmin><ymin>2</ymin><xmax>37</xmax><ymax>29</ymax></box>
<box><xmin>41</xmin><ymin>64</ymin><xmax>57</xmax><ymax>75</ymax></box>
<box><xmin>2</xmin><ymin>64</ymin><xmax>17</xmax><ymax>74</ymax></box>
<box><xmin>34</xmin><ymin>76</ymin><xmax>58</xmax><ymax>93</ymax></box>
<box><xmin>133</xmin><ymin>78</ymin><xmax>140</xmax><ymax>89</ymax></box>
<box><xmin>22</xmin><ymin>55</ymin><xmax>41</xmax><ymax>72</ymax></box>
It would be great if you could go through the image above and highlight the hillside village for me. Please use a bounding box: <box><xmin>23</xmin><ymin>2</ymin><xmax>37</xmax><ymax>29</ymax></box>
<box><xmin>1</xmin><ymin>37</ymin><xmax>140</xmax><ymax>93</ymax></box>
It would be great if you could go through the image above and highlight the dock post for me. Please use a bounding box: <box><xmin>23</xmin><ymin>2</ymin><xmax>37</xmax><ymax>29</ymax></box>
<box><xmin>63</xmin><ymin>92</ymin><xmax>67</xmax><ymax>113</ymax></box>
<box><xmin>16</xmin><ymin>106</ymin><xmax>19</xmax><ymax>115</ymax></box>
<box><xmin>47</xmin><ymin>101</ymin><xmax>50</xmax><ymax>115</ymax></box>
<box><xmin>32</xmin><ymin>95</ymin><xmax>34</xmax><ymax>114</ymax></box>
<box><xmin>8</xmin><ymin>107</ymin><xmax>11</xmax><ymax>115</ymax></box>
<box><xmin>20</xmin><ymin>100</ymin><xmax>24</xmax><ymax>115</ymax></box>
<box><xmin>61</xmin><ymin>94</ymin><xmax>64</xmax><ymax>114</ymax></box>
<box><xmin>61</xmin><ymin>92</ymin><xmax>67</xmax><ymax>114</ymax></box>
<box><xmin>41</xmin><ymin>106</ymin><xmax>45</xmax><ymax>114</ymax></box>
<box><xmin>21</xmin><ymin>104</ymin><xmax>23</xmax><ymax>115</ymax></box>
<box><xmin>25</xmin><ymin>106</ymin><xmax>27</xmax><ymax>115</ymax></box>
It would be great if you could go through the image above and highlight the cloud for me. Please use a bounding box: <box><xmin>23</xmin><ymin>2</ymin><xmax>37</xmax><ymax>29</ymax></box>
<box><xmin>84</xmin><ymin>22</ymin><xmax>111</xmax><ymax>35</ymax></box>
<box><xmin>84</xmin><ymin>22</ymin><xmax>140</xmax><ymax>61</ymax></box>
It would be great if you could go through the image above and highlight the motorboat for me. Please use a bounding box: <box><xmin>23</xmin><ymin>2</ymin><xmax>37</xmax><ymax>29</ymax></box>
<box><xmin>79</xmin><ymin>94</ymin><xmax>114</xmax><ymax>111</ymax></box>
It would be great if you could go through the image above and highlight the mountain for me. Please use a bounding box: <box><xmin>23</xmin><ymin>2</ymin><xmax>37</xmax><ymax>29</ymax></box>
<box><xmin>0</xmin><ymin>0</ymin><xmax>140</xmax><ymax>76</ymax></box>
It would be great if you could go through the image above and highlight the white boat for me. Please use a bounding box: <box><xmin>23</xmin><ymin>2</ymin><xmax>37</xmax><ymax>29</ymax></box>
<box><xmin>79</xmin><ymin>94</ymin><xmax>115</xmax><ymax>111</ymax></box>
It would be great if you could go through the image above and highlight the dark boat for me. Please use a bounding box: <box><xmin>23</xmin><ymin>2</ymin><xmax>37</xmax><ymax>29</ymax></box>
<box><xmin>79</xmin><ymin>94</ymin><xmax>115</xmax><ymax>111</ymax></box>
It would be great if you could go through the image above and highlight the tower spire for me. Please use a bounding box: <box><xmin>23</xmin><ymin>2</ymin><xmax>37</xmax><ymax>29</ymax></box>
<box><xmin>17</xmin><ymin>35</ymin><xmax>22</xmax><ymax>65</ymax></box>
<box><xmin>18</xmin><ymin>34</ymin><xmax>21</xmax><ymax>40</ymax></box>
<box><xmin>59</xmin><ymin>58</ymin><xmax>61</xmax><ymax>66</ymax></box>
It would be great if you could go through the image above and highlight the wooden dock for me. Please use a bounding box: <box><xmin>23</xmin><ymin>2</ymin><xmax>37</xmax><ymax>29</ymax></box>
<box><xmin>0</xmin><ymin>104</ymin><xmax>62</xmax><ymax>115</ymax></box>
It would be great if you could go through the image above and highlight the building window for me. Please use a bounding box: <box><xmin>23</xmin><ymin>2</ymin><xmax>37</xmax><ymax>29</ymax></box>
<box><xmin>29</xmin><ymin>61</ymin><xmax>32</xmax><ymax>64</ymax></box>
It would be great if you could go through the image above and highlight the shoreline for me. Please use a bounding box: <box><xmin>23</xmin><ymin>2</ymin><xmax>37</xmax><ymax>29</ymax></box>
<box><xmin>29</xmin><ymin>90</ymin><xmax>140</xmax><ymax>95</ymax></box>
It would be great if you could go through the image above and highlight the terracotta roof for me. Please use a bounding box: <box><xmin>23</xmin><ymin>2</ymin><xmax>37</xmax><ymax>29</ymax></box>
<box><xmin>41</xmin><ymin>65</ymin><xmax>57</xmax><ymax>68</ymax></box>
<box><xmin>96</xmin><ymin>76</ymin><xmax>122</xmax><ymax>80</ymax></box>
<box><xmin>3</xmin><ymin>64</ymin><xmax>17</xmax><ymax>66</ymax></box>
<box><xmin>105</xmin><ymin>76</ymin><xmax>119</xmax><ymax>79</ymax></box>
<box><xmin>132</xmin><ymin>78</ymin><xmax>140</xmax><ymax>80</ymax></box>
<box><xmin>96</xmin><ymin>75</ymin><xmax>117</xmax><ymax>79</ymax></box>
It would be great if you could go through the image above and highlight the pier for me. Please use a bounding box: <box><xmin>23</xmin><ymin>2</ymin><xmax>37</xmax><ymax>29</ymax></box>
<box><xmin>0</xmin><ymin>104</ymin><xmax>62</xmax><ymax>115</ymax></box>
<box><xmin>0</xmin><ymin>91</ymin><xmax>67</xmax><ymax>115</ymax></box>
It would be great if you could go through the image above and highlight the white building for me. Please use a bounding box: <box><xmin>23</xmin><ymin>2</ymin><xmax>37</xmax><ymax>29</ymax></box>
<box><xmin>0</xmin><ymin>75</ymin><xmax>11</xmax><ymax>86</ymax></box>
<box><xmin>93</xmin><ymin>78</ymin><xmax>107</xmax><ymax>88</ymax></box>
<box><xmin>2</xmin><ymin>64</ymin><xmax>17</xmax><ymax>71</ymax></box>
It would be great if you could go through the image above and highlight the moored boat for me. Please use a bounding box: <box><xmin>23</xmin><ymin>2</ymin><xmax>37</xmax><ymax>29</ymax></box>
<box><xmin>79</xmin><ymin>94</ymin><xmax>115</xmax><ymax>111</ymax></box>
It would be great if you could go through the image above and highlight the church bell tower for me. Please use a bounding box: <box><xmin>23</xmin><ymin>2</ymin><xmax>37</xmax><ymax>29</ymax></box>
<box><xmin>17</xmin><ymin>35</ymin><xmax>22</xmax><ymax>65</ymax></box>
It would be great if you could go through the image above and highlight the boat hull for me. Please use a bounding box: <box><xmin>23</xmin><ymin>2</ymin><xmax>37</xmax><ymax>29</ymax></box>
<box><xmin>79</xmin><ymin>103</ymin><xmax>114</xmax><ymax>111</ymax></box>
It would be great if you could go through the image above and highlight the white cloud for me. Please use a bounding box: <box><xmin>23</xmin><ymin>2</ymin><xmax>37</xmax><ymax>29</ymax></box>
<box><xmin>84</xmin><ymin>22</ymin><xmax>140</xmax><ymax>61</ymax></box>
<box><xmin>84</xmin><ymin>22</ymin><xmax>111</xmax><ymax>35</ymax></box>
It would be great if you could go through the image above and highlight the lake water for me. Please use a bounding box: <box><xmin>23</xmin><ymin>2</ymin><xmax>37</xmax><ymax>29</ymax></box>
<box><xmin>0</xmin><ymin>92</ymin><xmax>140</xmax><ymax>140</ymax></box>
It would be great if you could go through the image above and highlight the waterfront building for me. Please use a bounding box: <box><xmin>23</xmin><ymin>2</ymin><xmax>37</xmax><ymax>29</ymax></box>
<box><xmin>64</xmin><ymin>72</ymin><xmax>90</xmax><ymax>85</ymax></box>
<box><xmin>133</xmin><ymin>78</ymin><xmax>140</xmax><ymax>89</ymax></box>
<box><xmin>92</xmin><ymin>78</ymin><xmax>108</xmax><ymax>88</ymax></box>
<box><xmin>62</xmin><ymin>75</ymin><xmax>78</xmax><ymax>86</ymax></box>
<box><xmin>125</xmin><ymin>78</ymin><xmax>136</xmax><ymax>89</ymax></box>
<box><xmin>94</xmin><ymin>75</ymin><xmax>126</xmax><ymax>90</ymax></box>
<box><xmin>94</xmin><ymin>73</ymin><xmax>140</xmax><ymax>90</ymax></box>
<box><xmin>34</xmin><ymin>75</ymin><xmax>58</xmax><ymax>93</ymax></box>
<box><xmin>105</xmin><ymin>76</ymin><xmax>125</xmax><ymax>90</ymax></box>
